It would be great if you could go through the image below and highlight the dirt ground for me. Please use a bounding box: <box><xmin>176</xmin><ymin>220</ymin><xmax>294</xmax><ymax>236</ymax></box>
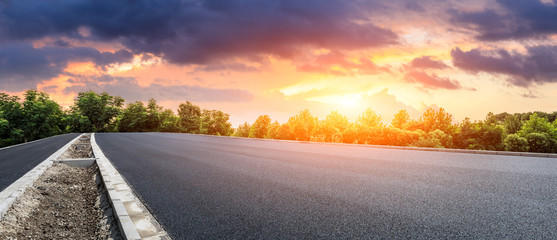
<box><xmin>0</xmin><ymin>163</ymin><xmax>121</xmax><ymax>240</ymax></box>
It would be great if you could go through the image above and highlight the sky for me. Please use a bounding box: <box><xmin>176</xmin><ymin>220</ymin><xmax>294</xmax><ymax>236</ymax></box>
<box><xmin>1</xmin><ymin>0</ymin><xmax>557</xmax><ymax>126</ymax></box>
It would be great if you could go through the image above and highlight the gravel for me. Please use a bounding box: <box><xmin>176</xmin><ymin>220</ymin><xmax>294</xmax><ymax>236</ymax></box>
<box><xmin>0</xmin><ymin>163</ymin><xmax>122</xmax><ymax>240</ymax></box>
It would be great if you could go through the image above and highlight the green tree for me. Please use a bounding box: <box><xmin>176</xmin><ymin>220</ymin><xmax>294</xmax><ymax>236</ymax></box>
<box><xmin>525</xmin><ymin>133</ymin><xmax>552</xmax><ymax>153</ymax></box>
<box><xmin>249</xmin><ymin>115</ymin><xmax>272</xmax><ymax>138</ymax></box>
<box><xmin>356</xmin><ymin>108</ymin><xmax>383</xmax><ymax>144</ymax></box>
<box><xmin>200</xmin><ymin>109</ymin><xmax>232</xmax><ymax>136</ymax></box>
<box><xmin>21</xmin><ymin>90</ymin><xmax>66</xmax><ymax>141</ymax></box>
<box><xmin>317</xmin><ymin>111</ymin><xmax>350</xmax><ymax>142</ymax></box>
<box><xmin>265</xmin><ymin>121</ymin><xmax>281</xmax><ymax>139</ymax></box>
<box><xmin>288</xmin><ymin>109</ymin><xmax>318</xmax><ymax>141</ymax></box>
<box><xmin>504</xmin><ymin>134</ymin><xmax>528</xmax><ymax>152</ymax></box>
<box><xmin>73</xmin><ymin>91</ymin><xmax>124</xmax><ymax>132</ymax></box>
<box><xmin>234</xmin><ymin>122</ymin><xmax>251</xmax><ymax>137</ymax></box>
<box><xmin>118</xmin><ymin>101</ymin><xmax>148</xmax><ymax>132</ymax></box>
<box><xmin>177</xmin><ymin>101</ymin><xmax>201</xmax><ymax>133</ymax></box>
<box><xmin>276</xmin><ymin>123</ymin><xmax>294</xmax><ymax>140</ymax></box>
<box><xmin>145</xmin><ymin>98</ymin><xmax>162</xmax><ymax>132</ymax></box>
<box><xmin>504</xmin><ymin>114</ymin><xmax>522</xmax><ymax>134</ymax></box>
<box><xmin>419</xmin><ymin>107</ymin><xmax>453</xmax><ymax>133</ymax></box>
<box><xmin>0</xmin><ymin>93</ymin><xmax>25</xmax><ymax>145</ymax></box>
<box><xmin>159</xmin><ymin>109</ymin><xmax>180</xmax><ymax>132</ymax></box>
<box><xmin>391</xmin><ymin>110</ymin><xmax>410</xmax><ymax>129</ymax></box>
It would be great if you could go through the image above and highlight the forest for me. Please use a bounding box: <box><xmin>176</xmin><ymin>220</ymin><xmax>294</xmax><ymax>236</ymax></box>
<box><xmin>1</xmin><ymin>89</ymin><xmax>557</xmax><ymax>154</ymax></box>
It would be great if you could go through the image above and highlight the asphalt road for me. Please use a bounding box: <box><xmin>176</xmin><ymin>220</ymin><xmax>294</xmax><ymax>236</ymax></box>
<box><xmin>96</xmin><ymin>132</ymin><xmax>557</xmax><ymax>239</ymax></box>
<box><xmin>0</xmin><ymin>133</ymin><xmax>80</xmax><ymax>191</ymax></box>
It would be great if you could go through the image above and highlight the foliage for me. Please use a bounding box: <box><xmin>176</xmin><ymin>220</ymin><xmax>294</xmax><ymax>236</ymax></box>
<box><xmin>504</xmin><ymin>134</ymin><xmax>528</xmax><ymax>152</ymax></box>
<box><xmin>177</xmin><ymin>101</ymin><xmax>201</xmax><ymax>133</ymax></box>
<box><xmin>118</xmin><ymin>101</ymin><xmax>149</xmax><ymax>132</ymax></box>
<box><xmin>288</xmin><ymin>109</ymin><xmax>318</xmax><ymax>141</ymax></box>
<box><xmin>200</xmin><ymin>109</ymin><xmax>232</xmax><ymax>136</ymax></box>
<box><xmin>72</xmin><ymin>91</ymin><xmax>124</xmax><ymax>132</ymax></box>
<box><xmin>249</xmin><ymin>115</ymin><xmax>271</xmax><ymax>138</ymax></box>
<box><xmin>4</xmin><ymin>89</ymin><xmax>557</xmax><ymax>155</ymax></box>
<box><xmin>234</xmin><ymin>122</ymin><xmax>251</xmax><ymax>137</ymax></box>
<box><xmin>391</xmin><ymin>110</ymin><xmax>410</xmax><ymax>129</ymax></box>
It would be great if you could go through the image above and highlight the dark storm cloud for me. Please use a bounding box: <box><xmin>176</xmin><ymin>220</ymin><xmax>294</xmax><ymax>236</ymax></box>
<box><xmin>64</xmin><ymin>76</ymin><xmax>254</xmax><ymax>102</ymax></box>
<box><xmin>451</xmin><ymin>46</ymin><xmax>557</xmax><ymax>87</ymax></box>
<box><xmin>405</xmin><ymin>56</ymin><xmax>449</xmax><ymax>70</ymax></box>
<box><xmin>0</xmin><ymin>0</ymin><xmax>397</xmax><ymax>64</ymax></box>
<box><xmin>450</xmin><ymin>0</ymin><xmax>557</xmax><ymax>41</ymax></box>
<box><xmin>405</xmin><ymin>70</ymin><xmax>462</xmax><ymax>90</ymax></box>
<box><xmin>0</xmin><ymin>43</ymin><xmax>133</xmax><ymax>91</ymax></box>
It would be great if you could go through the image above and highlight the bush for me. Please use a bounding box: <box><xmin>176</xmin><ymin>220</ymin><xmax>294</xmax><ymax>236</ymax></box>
<box><xmin>525</xmin><ymin>133</ymin><xmax>552</xmax><ymax>153</ymax></box>
<box><xmin>504</xmin><ymin>134</ymin><xmax>528</xmax><ymax>152</ymax></box>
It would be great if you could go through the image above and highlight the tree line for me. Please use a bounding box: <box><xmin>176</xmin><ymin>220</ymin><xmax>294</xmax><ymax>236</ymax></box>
<box><xmin>0</xmin><ymin>90</ymin><xmax>232</xmax><ymax>147</ymax></box>
<box><xmin>1</xmin><ymin>89</ymin><xmax>557</xmax><ymax>154</ymax></box>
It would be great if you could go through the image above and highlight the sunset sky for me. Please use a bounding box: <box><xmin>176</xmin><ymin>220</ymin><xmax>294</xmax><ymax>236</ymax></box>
<box><xmin>1</xmin><ymin>0</ymin><xmax>557</xmax><ymax>126</ymax></box>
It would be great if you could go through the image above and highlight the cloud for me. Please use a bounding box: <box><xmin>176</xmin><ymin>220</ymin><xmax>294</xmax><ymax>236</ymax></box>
<box><xmin>297</xmin><ymin>50</ymin><xmax>389</xmax><ymax>75</ymax></box>
<box><xmin>0</xmin><ymin>43</ymin><xmax>133</xmax><ymax>91</ymax></box>
<box><xmin>63</xmin><ymin>76</ymin><xmax>254</xmax><ymax>102</ymax></box>
<box><xmin>450</xmin><ymin>0</ymin><xmax>557</xmax><ymax>41</ymax></box>
<box><xmin>195</xmin><ymin>63</ymin><xmax>261</xmax><ymax>72</ymax></box>
<box><xmin>404</xmin><ymin>70</ymin><xmax>462</xmax><ymax>90</ymax></box>
<box><xmin>404</xmin><ymin>56</ymin><xmax>449</xmax><ymax>70</ymax></box>
<box><xmin>360</xmin><ymin>88</ymin><xmax>420</xmax><ymax>120</ymax></box>
<box><xmin>451</xmin><ymin>46</ymin><xmax>557</xmax><ymax>87</ymax></box>
<box><xmin>0</xmin><ymin>0</ymin><xmax>397</xmax><ymax>65</ymax></box>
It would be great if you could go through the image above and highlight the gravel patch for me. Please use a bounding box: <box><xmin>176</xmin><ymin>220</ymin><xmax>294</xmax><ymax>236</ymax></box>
<box><xmin>0</xmin><ymin>163</ymin><xmax>121</xmax><ymax>240</ymax></box>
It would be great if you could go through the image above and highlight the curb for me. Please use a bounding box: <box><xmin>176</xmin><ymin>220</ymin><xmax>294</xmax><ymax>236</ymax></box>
<box><xmin>166</xmin><ymin>132</ymin><xmax>557</xmax><ymax>159</ymax></box>
<box><xmin>0</xmin><ymin>134</ymin><xmax>84</xmax><ymax>221</ymax></box>
<box><xmin>91</xmin><ymin>133</ymin><xmax>170</xmax><ymax>240</ymax></box>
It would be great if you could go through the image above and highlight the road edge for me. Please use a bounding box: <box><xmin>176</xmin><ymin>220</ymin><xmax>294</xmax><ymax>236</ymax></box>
<box><xmin>171</xmin><ymin>132</ymin><xmax>557</xmax><ymax>159</ymax></box>
<box><xmin>0</xmin><ymin>133</ymin><xmax>83</xmax><ymax>220</ymax></box>
<box><xmin>0</xmin><ymin>133</ymin><xmax>77</xmax><ymax>151</ymax></box>
<box><xmin>91</xmin><ymin>133</ymin><xmax>170</xmax><ymax>240</ymax></box>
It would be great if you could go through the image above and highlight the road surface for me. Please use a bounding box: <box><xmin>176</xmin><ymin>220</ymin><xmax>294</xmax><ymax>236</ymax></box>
<box><xmin>96</xmin><ymin>132</ymin><xmax>557</xmax><ymax>239</ymax></box>
<box><xmin>0</xmin><ymin>133</ymin><xmax>80</xmax><ymax>191</ymax></box>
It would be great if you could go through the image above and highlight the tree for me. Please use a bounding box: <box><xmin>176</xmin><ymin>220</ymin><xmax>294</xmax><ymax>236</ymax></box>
<box><xmin>317</xmin><ymin>111</ymin><xmax>350</xmax><ymax>142</ymax></box>
<box><xmin>356</xmin><ymin>108</ymin><xmax>383</xmax><ymax>144</ymax></box>
<box><xmin>419</xmin><ymin>107</ymin><xmax>453</xmax><ymax>133</ymax></box>
<box><xmin>177</xmin><ymin>101</ymin><xmax>201</xmax><ymax>133</ymax></box>
<box><xmin>391</xmin><ymin>110</ymin><xmax>410</xmax><ymax>129</ymax></box>
<box><xmin>234</xmin><ymin>122</ymin><xmax>251</xmax><ymax>137</ymax></box>
<box><xmin>525</xmin><ymin>133</ymin><xmax>552</xmax><ymax>153</ymax></box>
<box><xmin>504</xmin><ymin>114</ymin><xmax>522</xmax><ymax>134</ymax></box>
<box><xmin>504</xmin><ymin>134</ymin><xmax>528</xmax><ymax>152</ymax></box>
<box><xmin>288</xmin><ymin>109</ymin><xmax>318</xmax><ymax>141</ymax></box>
<box><xmin>118</xmin><ymin>101</ymin><xmax>148</xmax><ymax>132</ymax></box>
<box><xmin>265</xmin><ymin>121</ymin><xmax>281</xmax><ymax>139</ymax></box>
<box><xmin>73</xmin><ymin>91</ymin><xmax>124</xmax><ymax>132</ymax></box>
<box><xmin>249</xmin><ymin>115</ymin><xmax>272</xmax><ymax>138</ymax></box>
<box><xmin>159</xmin><ymin>109</ymin><xmax>180</xmax><ymax>132</ymax></box>
<box><xmin>200</xmin><ymin>109</ymin><xmax>232</xmax><ymax>136</ymax></box>
<box><xmin>145</xmin><ymin>98</ymin><xmax>162</xmax><ymax>132</ymax></box>
<box><xmin>0</xmin><ymin>93</ymin><xmax>24</xmax><ymax>145</ymax></box>
<box><xmin>21</xmin><ymin>90</ymin><xmax>66</xmax><ymax>141</ymax></box>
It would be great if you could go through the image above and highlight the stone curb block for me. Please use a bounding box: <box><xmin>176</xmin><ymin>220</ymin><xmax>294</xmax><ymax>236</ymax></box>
<box><xmin>91</xmin><ymin>133</ymin><xmax>170</xmax><ymax>240</ymax></box>
<box><xmin>0</xmin><ymin>134</ymin><xmax>83</xmax><ymax>221</ymax></box>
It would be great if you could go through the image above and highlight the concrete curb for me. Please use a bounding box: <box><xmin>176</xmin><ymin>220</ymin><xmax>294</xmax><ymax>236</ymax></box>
<box><xmin>166</xmin><ymin>132</ymin><xmax>557</xmax><ymax>159</ymax></box>
<box><xmin>0</xmin><ymin>133</ymin><xmax>84</xmax><ymax>221</ymax></box>
<box><xmin>91</xmin><ymin>133</ymin><xmax>170</xmax><ymax>240</ymax></box>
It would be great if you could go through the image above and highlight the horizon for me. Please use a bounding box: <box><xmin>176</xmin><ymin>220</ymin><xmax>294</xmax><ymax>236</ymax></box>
<box><xmin>1</xmin><ymin>0</ymin><xmax>557</xmax><ymax>127</ymax></box>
